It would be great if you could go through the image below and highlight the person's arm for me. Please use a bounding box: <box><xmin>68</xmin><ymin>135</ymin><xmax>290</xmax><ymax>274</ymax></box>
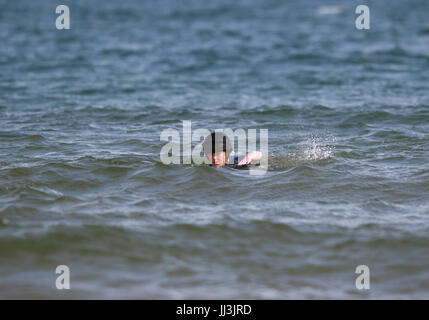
<box><xmin>237</xmin><ymin>151</ymin><xmax>262</xmax><ymax>166</ymax></box>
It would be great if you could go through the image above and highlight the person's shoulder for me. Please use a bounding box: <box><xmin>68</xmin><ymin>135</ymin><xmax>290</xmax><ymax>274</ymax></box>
<box><xmin>225</xmin><ymin>154</ymin><xmax>248</xmax><ymax>169</ymax></box>
<box><xmin>227</xmin><ymin>154</ymin><xmax>240</xmax><ymax>165</ymax></box>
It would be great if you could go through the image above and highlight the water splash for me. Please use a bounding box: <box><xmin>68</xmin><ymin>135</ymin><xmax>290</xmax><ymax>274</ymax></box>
<box><xmin>267</xmin><ymin>135</ymin><xmax>335</xmax><ymax>170</ymax></box>
<box><xmin>299</xmin><ymin>135</ymin><xmax>335</xmax><ymax>161</ymax></box>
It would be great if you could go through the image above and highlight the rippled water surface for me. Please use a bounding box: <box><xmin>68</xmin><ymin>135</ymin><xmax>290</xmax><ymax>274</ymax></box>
<box><xmin>1</xmin><ymin>0</ymin><xmax>429</xmax><ymax>298</ymax></box>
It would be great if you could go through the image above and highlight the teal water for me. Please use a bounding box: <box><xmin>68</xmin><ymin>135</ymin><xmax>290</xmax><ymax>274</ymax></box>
<box><xmin>1</xmin><ymin>0</ymin><xmax>429</xmax><ymax>298</ymax></box>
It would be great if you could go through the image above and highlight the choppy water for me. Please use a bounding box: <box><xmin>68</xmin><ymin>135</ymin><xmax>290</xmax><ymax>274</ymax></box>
<box><xmin>1</xmin><ymin>0</ymin><xmax>429</xmax><ymax>299</ymax></box>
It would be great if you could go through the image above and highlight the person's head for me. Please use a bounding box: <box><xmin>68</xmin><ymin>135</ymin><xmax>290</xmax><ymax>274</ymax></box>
<box><xmin>202</xmin><ymin>132</ymin><xmax>232</xmax><ymax>167</ymax></box>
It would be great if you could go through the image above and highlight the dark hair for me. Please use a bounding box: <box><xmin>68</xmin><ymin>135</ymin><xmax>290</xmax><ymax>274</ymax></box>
<box><xmin>202</xmin><ymin>132</ymin><xmax>233</xmax><ymax>158</ymax></box>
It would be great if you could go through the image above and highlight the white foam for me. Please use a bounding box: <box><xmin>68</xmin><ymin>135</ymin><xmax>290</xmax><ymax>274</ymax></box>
<box><xmin>317</xmin><ymin>6</ymin><xmax>345</xmax><ymax>15</ymax></box>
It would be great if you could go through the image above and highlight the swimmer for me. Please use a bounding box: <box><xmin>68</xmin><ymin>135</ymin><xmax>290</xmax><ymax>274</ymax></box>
<box><xmin>202</xmin><ymin>132</ymin><xmax>262</xmax><ymax>169</ymax></box>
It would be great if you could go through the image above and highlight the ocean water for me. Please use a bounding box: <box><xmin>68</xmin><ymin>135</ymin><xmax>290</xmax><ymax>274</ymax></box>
<box><xmin>1</xmin><ymin>0</ymin><xmax>429</xmax><ymax>299</ymax></box>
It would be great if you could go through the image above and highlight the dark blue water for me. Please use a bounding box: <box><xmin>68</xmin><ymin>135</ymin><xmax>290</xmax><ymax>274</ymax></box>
<box><xmin>1</xmin><ymin>0</ymin><xmax>429</xmax><ymax>298</ymax></box>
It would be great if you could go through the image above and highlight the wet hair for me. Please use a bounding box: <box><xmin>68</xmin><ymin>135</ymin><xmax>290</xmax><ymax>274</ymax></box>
<box><xmin>202</xmin><ymin>132</ymin><xmax>233</xmax><ymax>159</ymax></box>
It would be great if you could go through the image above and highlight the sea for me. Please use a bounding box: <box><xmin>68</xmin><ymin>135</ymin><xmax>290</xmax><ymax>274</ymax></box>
<box><xmin>0</xmin><ymin>0</ymin><xmax>429</xmax><ymax>298</ymax></box>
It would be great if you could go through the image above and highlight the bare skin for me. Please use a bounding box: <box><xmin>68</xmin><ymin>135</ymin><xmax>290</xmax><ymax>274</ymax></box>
<box><xmin>209</xmin><ymin>151</ymin><xmax>227</xmax><ymax>168</ymax></box>
<box><xmin>209</xmin><ymin>151</ymin><xmax>262</xmax><ymax>167</ymax></box>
